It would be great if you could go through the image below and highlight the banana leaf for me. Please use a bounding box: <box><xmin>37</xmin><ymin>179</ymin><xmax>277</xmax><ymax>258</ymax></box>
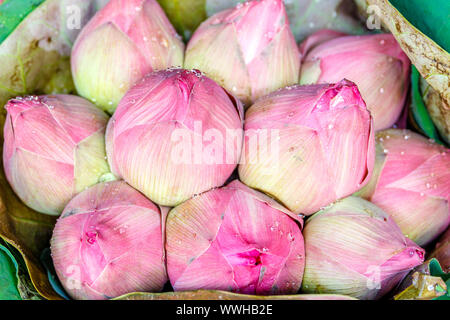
<box><xmin>114</xmin><ymin>290</ymin><xmax>357</xmax><ymax>300</ymax></box>
<box><xmin>0</xmin><ymin>241</ymin><xmax>21</xmax><ymax>299</ymax></box>
<box><xmin>0</xmin><ymin>239</ymin><xmax>42</xmax><ymax>299</ymax></box>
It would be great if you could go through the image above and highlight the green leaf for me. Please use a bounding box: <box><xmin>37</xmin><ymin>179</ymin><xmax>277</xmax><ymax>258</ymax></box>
<box><xmin>390</xmin><ymin>0</ymin><xmax>450</xmax><ymax>52</ymax></box>
<box><xmin>0</xmin><ymin>239</ymin><xmax>43</xmax><ymax>300</ymax></box>
<box><xmin>429</xmin><ymin>259</ymin><xmax>450</xmax><ymax>301</ymax></box>
<box><xmin>409</xmin><ymin>66</ymin><xmax>444</xmax><ymax>145</ymax></box>
<box><xmin>0</xmin><ymin>242</ymin><xmax>21</xmax><ymax>300</ymax></box>
<box><xmin>430</xmin><ymin>258</ymin><xmax>450</xmax><ymax>282</ymax></box>
<box><xmin>0</xmin><ymin>0</ymin><xmax>46</xmax><ymax>45</ymax></box>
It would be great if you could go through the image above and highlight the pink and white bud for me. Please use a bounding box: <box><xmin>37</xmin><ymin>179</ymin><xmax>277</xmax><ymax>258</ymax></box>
<box><xmin>106</xmin><ymin>69</ymin><xmax>244</xmax><ymax>207</ymax></box>
<box><xmin>239</xmin><ymin>80</ymin><xmax>375</xmax><ymax>215</ymax></box>
<box><xmin>3</xmin><ymin>95</ymin><xmax>112</xmax><ymax>215</ymax></box>
<box><xmin>184</xmin><ymin>0</ymin><xmax>300</xmax><ymax>106</ymax></box>
<box><xmin>358</xmin><ymin>129</ymin><xmax>450</xmax><ymax>246</ymax></box>
<box><xmin>299</xmin><ymin>32</ymin><xmax>410</xmax><ymax>131</ymax></box>
<box><xmin>71</xmin><ymin>0</ymin><xmax>184</xmax><ymax>113</ymax></box>
<box><xmin>50</xmin><ymin>181</ymin><xmax>167</xmax><ymax>300</ymax></box>
<box><xmin>166</xmin><ymin>180</ymin><xmax>305</xmax><ymax>295</ymax></box>
<box><xmin>302</xmin><ymin>196</ymin><xmax>425</xmax><ymax>300</ymax></box>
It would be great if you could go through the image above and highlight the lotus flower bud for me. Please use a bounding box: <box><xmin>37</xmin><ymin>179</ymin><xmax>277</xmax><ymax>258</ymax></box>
<box><xmin>299</xmin><ymin>31</ymin><xmax>411</xmax><ymax>131</ymax></box>
<box><xmin>50</xmin><ymin>181</ymin><xmax>167</xmax><ymax>300</ymax></box>
<box><xmin>357</xmin><ymin>129</ymin><xmax>450</xmax><ymax>246</ymax></box>
<box><xmin>71</xmin><ymin>0</ymin><xmax>184</xmax><ymax>113</ymax></box>
<box><xmin>106</xmin><ymin>69</ymin><xmax>244</xmax><ymax>207</ymax></box>
<box><xmin>3</xmin><ymin>95</ymin><xmax>112</xmax><ymax>216</ymax></box>
<box><xmin>166</xmin><ymin>180</ymin><xmax>305</xmax><ymax>295</ymax></box>
<box><xmin>239</xmin><ymin>80</ymin><xmax>374</xmax><ymax>215</ymax></box>
<box><xmin>302</xmin><ymin>196</ymin><xmax>425</xmax><ymax>300</ymax></box>
<box><xmin>184</xmin><ymin>0</ymin><xmax>300</xmax><ymax>106</ymax></box>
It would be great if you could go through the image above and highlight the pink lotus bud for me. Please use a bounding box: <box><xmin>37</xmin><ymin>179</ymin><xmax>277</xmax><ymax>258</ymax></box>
<box><xmin>106</xmin><ymin>69</ymin><xmax>244</xmax><ymax>207</ymax></box>
<box><xmin>299</xmin><ymin>32</ymin><xmax>410</xmax><ymax>131</ymax></box>
<box><xmin>71</xmin><ymin>0</ymin><xmax>184</xmax><ymax>113</ymax></box>
<box><xmin>50</xmin><ymin>181</ymin><xmax>167</xmax><ymax>300</ymax></box>
<box><xmin>239</xmin><ymin>80</ymin><xmax>375</xmax><ymax>215</ymax></box>
<box><xmin>302</xmin><ymin>196</ymin><xmax>425</xmax><ymax>300</ymax></box>
<box><xmin>184</xmin><ymin>0</ymin><xmax>300</xmax><ymax>106</ymax></box>
<box><xmin>166</xmin><ymin>180</ymin><xmax>305</xmax><ymax>295</ymax></box>
<box><xmin>3</xmin><ymin>95</ymin><xmax>112</xmax><ymax>215</ymax></box>
<box><xmin>358</xmin><ymin>129</ymin><xmax>450</xmax><ymax>246</ymax></box>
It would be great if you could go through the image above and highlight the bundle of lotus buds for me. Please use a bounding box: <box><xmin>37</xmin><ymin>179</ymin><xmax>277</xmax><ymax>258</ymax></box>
<box><xmin>0</xmin><ymin>0</ymin><xmax>448</xmax><ymax>302</ymax></box>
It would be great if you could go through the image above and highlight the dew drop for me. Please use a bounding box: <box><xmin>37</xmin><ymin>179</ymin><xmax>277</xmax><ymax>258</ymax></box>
<box><xmin>287</xmin><ymin>232</ymin><xmax>294</xmax><ymax>241</ymax></box>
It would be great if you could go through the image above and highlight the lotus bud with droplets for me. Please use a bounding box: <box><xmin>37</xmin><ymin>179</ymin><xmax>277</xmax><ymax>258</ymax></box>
<box><xmin>302</xmin><ymin>196</ymin><xmax>425</xmax><ymax>300</ymax></box>
<box><xmin>50</xmin><ymin>181</ymin><xmax>167</xmax><ymax>300</ymax></box>
<box><xmin>357</xmin><ymin>129</ymin><xmax>450</xmax><ymax>246</ymax></box>
<box><xmin>239</xmin><ymin>79</ymin><xmax>374</xmax><ymax>215</ymax></box>
<box><xmin>299</xmin><ymin>31</ymin><xmax>410</xmax><ymax>131</ymax></box>
<box><xmin>106</xmin><ymin>68</ymin><xmax>244</xmax><ymax>207</ymax></box>
<box><xmin>71</xmin><ymin>0</ymin><xmax>184</xmax><ymax>113</ymax></box>
<box><xmin>166</xmin><ymin>180</ymin><xmax>305</xmax><ymax>295</ymax></box>
<box><xmin>184</xmin><ymin>0</ymin><xmax>300</xmax><ymax>106</ymax></box>
<box><xmin>3</xmin><ymin>94</ymin><xmax>112</xmax><ymax>216</ymax></box>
